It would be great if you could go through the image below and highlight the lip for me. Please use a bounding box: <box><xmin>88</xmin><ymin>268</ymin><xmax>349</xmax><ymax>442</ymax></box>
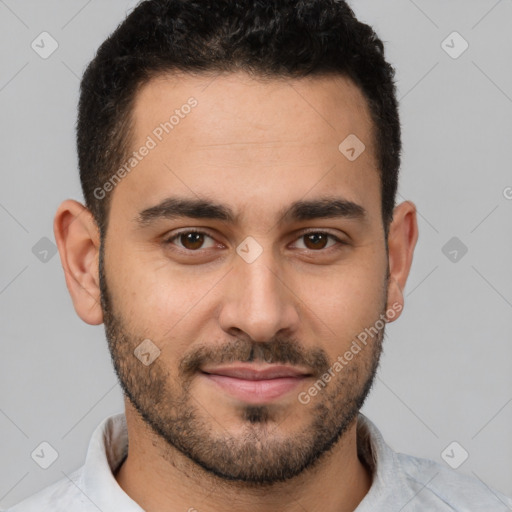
<box><xmin>200</xmin><ymin>364</ymin><xmax>311</xmax><ymax>404</ymax></box>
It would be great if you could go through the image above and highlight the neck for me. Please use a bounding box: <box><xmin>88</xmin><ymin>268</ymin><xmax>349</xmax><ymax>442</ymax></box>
<box><xmin>115</xmin><ymin>401</ymin><xmax>372</xmax><ymax>512</ymax></box>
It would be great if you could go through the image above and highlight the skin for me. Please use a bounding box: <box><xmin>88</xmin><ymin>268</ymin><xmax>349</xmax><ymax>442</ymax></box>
<box><xmin>54</xmin><ymin>71</ymin><xmax>418</xmax><ymax>512</ymax></box>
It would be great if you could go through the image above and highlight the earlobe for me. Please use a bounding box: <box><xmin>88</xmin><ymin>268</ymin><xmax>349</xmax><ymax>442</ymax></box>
<box><xmin>53</xmin><ymin>199</ymin><xmax>104</xmax><ymax>325</ymax></box>
<box><xmin>385</xmin><ymin>201</ymin><xmax>418</xmax><ymax>322</ymax></box>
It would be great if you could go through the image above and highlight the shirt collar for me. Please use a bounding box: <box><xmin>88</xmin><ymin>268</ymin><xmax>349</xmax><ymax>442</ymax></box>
<box><xmin>355</xmin><ymin>412</ymin><xmax>415</xmax><ymax>510</ymax></box>
<box><xmin>82</xmin><ymin>412</ymin><xmax>142</xmax><ymax>511</ymax></box>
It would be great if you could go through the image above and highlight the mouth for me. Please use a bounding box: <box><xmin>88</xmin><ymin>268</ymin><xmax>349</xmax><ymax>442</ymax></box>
<box><xmin>199</xmin><ymin>363</ymin><xmax>312</xmax><ymax>404</ymax></box>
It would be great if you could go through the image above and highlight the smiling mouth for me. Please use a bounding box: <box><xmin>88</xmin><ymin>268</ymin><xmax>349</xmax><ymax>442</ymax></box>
<box><xmin>200</xmin><ymin>363</ymin><xmax>312</xmax><ymax>403</ymax></box>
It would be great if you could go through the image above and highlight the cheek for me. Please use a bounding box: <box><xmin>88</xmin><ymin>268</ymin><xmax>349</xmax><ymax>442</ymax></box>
<box><xmin>297</xmin><ymin>253</ymin><xmax>387</xmax><ymax>345</ymax></box>
<box><xmin>110</xmin><ymin>251</ymin><xmax>218</xmax><ymax>345</ymax></box>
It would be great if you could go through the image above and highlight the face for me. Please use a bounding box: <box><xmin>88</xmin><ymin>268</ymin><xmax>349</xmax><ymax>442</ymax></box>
<box><xmin>98</xmin><ymin>71</ymin><xmax>393</xmax><ymax>484</ymax></box>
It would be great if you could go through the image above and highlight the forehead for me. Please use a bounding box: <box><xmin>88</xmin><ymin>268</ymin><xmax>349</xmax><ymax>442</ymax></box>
<box><xmin>132</xmin><ymin>70</ymin><xmax>375</xmax><ymax>152</ymax></box>
<box><xmin>110</xmin><ymin>70</ymin><xmax>380</xmax><ymax>226</ymax></box>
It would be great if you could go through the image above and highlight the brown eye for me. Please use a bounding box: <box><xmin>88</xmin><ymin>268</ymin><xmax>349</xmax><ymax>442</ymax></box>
<box><xmin>166</xmin><ymin>231</ymin><xmax>216</xmax><ymax>251</ymax></box>
<box><xmin>180</xmin><ymin>232</ymin><xmax>205</xmax><ymax>250</ymax></box>
<box><xmin>295</xmin><ymin>232</ymin><xmax>340</xmax><ymax>251</ymax></box>
<box><xmin>304</xmin><ymin>233</ymin><xmax>329</xmax><ymax>250</ymax></box>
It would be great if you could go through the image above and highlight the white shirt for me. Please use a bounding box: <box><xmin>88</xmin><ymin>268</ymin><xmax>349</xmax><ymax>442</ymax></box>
<box><xmin>6</xmin><ymin>412</ymin><xmax>512</xmax><ymax>511</ymax></box>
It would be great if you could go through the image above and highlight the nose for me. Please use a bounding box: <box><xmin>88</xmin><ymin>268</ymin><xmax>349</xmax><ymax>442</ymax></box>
<box><xmin>218</xmin><ymin>247</ymin><xmax>300</xmax><ymax>343</ymax></box>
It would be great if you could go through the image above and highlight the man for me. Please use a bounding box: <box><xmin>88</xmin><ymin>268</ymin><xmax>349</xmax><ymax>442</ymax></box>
<box><xmin>8</xmin><ymin>0</ymin><xmax>512</xmax><ymax>510</ymax></box>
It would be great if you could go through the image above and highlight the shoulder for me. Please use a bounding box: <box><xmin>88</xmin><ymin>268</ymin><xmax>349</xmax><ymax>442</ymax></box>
<box><xmin>356</xmin><ymin>414</ymin><xmax>512</xmax><ymax>511</ymax></box>
<box><xmin>5</xmin><ymin>467</ymin><xmax>93</xmax><ymax>512</ymax></box>
<box><xmin>397</xmin><ymin>451</ymin><xmax>512</xmax><ymax>511</ymax></box>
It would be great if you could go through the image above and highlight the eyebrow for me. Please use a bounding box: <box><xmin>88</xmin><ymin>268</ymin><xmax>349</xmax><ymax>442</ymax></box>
<box><xmin>135</xmin><ymin>195</ymin><xmax>367</xmax><ymax>227</ymax></box>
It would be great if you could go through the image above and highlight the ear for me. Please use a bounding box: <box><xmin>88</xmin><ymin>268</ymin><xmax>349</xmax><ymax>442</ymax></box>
<box><xmin>385</xmin><ymin>201</ymin><xmax>418</xmax><ymax>322</ymax></box>
<box><xmin>53</xmin><ymin>199</ymin><xmax>103</xmax><ymax>325</ymax></box>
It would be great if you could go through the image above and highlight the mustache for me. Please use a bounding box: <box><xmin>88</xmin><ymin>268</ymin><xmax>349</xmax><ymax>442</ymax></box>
<box><xmin>179</xmin><ymin>337</ymin><xmax>331</xmax><ymax>378</ymax></box>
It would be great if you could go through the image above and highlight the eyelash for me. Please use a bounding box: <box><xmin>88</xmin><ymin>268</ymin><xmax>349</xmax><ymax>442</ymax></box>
<box><xmin>163</xmin><ymin>229</ymin><xmax>346</xmax><ymax>253</ymax></box>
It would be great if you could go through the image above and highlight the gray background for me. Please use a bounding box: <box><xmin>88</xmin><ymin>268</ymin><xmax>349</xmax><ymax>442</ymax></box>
<box><xmin>1</xmin><ymin>0</ymin><xmax>511</xmax><ymax>508</ymax></box>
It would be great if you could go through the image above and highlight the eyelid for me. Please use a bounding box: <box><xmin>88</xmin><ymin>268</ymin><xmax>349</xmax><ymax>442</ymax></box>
<box><xmin>290</xmin><ymin>229</ymin><xmax>346</xmax><ymax>249</ymax></box>
<box><xmin>295</xmin><ymin>227</ymin><xmax>346</xmax><ymax>240</ymax></box>
<box><xmin>163</xmin><ymin>228</ymin><xmax>219</xmax><ymax>249</ymax></box>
